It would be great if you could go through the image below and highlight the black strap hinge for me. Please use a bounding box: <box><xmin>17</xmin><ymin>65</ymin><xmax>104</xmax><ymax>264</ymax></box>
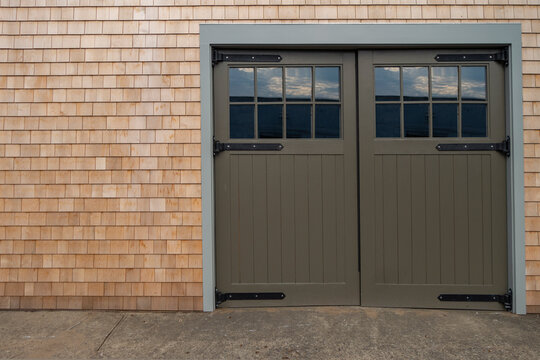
<box><xmin>214</xmin><ymin>139</ymin><xmax>284</xmax><ymax>156</ymax></box>
<box><xmin>216</xmin><ymin>289</ymin><xmax>286</xmax><ymax>306</ymax></box>
<box><xmin>212</xmin><ymin>50</ymin><xmax>282</xmax><ymax>66</ymax></box>
<box><xmin>435</xmin><ymin>49</ymin><xmax>508</xmax><ymax>66</ymax></box>
<box><xmin>438</xmin><ymin>289</ymin><xmax>512</xmax><ymax>311</ymax></box>
<box><xmin>436</xmin><ymin>136</ymin><xmax>510</xmax><ymax>157</ymax></box>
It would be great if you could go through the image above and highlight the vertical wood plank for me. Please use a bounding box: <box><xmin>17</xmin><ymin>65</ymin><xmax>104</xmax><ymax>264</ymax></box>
<box><xmin>425</xmin><ymin>155</ymin><xmax>441</xmax><ymax>284</ymax></box>
<box><xmin>281</xmin><ymin>155</ymin><xmax>296</xmax><ymax>283</ymax></box>
<box><xmin>374</xmin><ymin>155</ymin><xmax>385</xmax><ymax>284</ymax></box>
<box><xmin>335</xmin><ymin>156</ymin><xmax>346</xmax><ymax>283</ymax></box>
<box><xmin>440</xmin><ymin>155</ymin><xmax>455</xmax><ymax>284</ymax></box>
<box><xmin>467</xmin><ymin>155</ymin><xmax>484</xmax><ymax>285</ymax></box>
<box><xmin>252</xmin><ymin>155</ymin><xmax>268</xmax><ymax>283</ymax></box>
<box><xmin>308</xmin><ymin>155</ymin><xmax>324</xmax><ymax>283</ymax></box>
<box><xmin>322</xmin><ymin>155</ymin><xmax>337</xmax><ymax>283</ymax></box>
<box><xmin>294</xmin><ymin>155</ymin><xmax>310</xmax><ymax>283</ymax></box>
<box><xmin>229</xmin><ymin>155</ymin><xmax>240</xmax><ymax>284</ymax></box>
<box><xmin>397</xmin><ymin>155</ymin><xmax>412</xmax><ymax>284</ymax></box>
<box><xmin>382</xmin><ymin>155</ymin><xmax>398</xmax><ymax>284</ymax></box>
<box><xmin>267</xmin><ymin>155</ymin><xmax>282</xmax><ymax>283</ymax></box>
<box><xmin>238</xmin><ymin>155</ymin><xmax>254</xmax><ymax>284</ymax></box>
<box><xmin>453</xmin><ymin>155</ymin><xmax>469</xmax><ymax>284</ymax></box>
<box><xmin>482</xmin><ymin>155</ymin><xmax>493</xmax><ymax>285</ymax></box>
<box><xmin>411</xmin><ymin>155</ymin><xmax>427</xmax><ymax>284</ymax></box>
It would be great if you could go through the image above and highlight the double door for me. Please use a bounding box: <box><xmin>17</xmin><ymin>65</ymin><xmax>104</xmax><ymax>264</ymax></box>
<box><xmin>213</xmin><ymin>49</ymin><xmax>508</xmax><ymax>309</ymax></box>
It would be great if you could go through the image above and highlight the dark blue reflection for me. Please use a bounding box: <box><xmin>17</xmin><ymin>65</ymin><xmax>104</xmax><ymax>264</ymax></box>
<box><xmin>462</xmin><ymin>103</ymin><xmax>487</xmax><ymax>137</ymax></box>
<box><xmin>461</xmin><ymin>67</ymin><xmax>486</xmax><ymax>101</ymax></box>
<box><xmin>229</xmin><ymin>68</ymin><xmax>254</xmax><ymax>102</ymax></box>
<box><xmin>286</xmin><ymin>104</ymin><xmax>311</xmax><ymax>138</ymax></box>
<box><xmin>257</xmin><ymin>67</ymin><xmax>282</xmax><ymax>102</ymax></box>
<box><xmin>404</xmin><ymin>103</ymin><xmax>429</xmax><ymax>137</ymax></box>
<box><xmin>230</xmin><ymin>105</ymin><xmax>254</xmax><ymax>139</ymax></box>
<box><xmin>403</xmin><ymin>67</ymin><xmax>428</xmax><ymax>101</ymax></box>
<box><xmin>315</xmin><ymin>67</ymin><xmax>340</xmax><ymax>102</ymax></box>
<box><xmin>376</xmin><ymin>104</ymin><xmax>400</xmax><ymax>138</ymax></box>
<box><xmin>375</xmin><ymin>67</ymin><xmax>400</xmax><ymax>101</ymax></box>
<box><xmin>258</xmin><ymin>105</ymin><xmax>283</xmax><ymax>138</ymax></box>
<box><xmin>433</xmin><ymin>103</ymin><xmax>458</xmax><ymax>137</ymax></box>
<box><xmin>315</xmin><ymin>105</ymin><xmax>340</xmax><ymax>138</ymax></box>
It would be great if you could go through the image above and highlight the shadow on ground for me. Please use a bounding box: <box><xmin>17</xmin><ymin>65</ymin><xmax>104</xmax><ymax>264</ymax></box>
<box><xmin>0</xmin><ymin>307</ymin><xmax>539</xmax><ymax>359</ymax></box>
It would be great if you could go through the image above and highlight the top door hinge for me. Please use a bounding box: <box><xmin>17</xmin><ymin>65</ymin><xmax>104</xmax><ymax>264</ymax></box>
<box><xmin>435</xmin><ymin>49</ymin><xmax>508</xmax><ymax>66</ymax></box>
<box><xmin>212</xmin><ymin>50</ymin><xmax>282</xmax><ymax>66</ymax></box>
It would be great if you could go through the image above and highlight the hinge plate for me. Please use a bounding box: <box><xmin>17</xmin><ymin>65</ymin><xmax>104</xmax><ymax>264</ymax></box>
<box><xmin>216</xmin><ymin>289</ymin><xmax>286</xmax><ymax>306</ymax></box>
<box><xmin>212</xmin><ymin>50</ymin><xmax>282</xmax><ymax>66</ymax></box>
<box><xmin>214</xmin><ymin>139</ymin><xmax>284</xmax><ymax>156</ymax></box>
<box><xmin>438</xmin><ymin>289</ymin><xmax>512</xmax><ymax>311</ymax></box>
<box><xmin>436</xmin><ymin>136</ymin><xmax>510</xmax><ymax>157</ymax></box>
<box><xmin>435</xmin><ymin>50</ymin><xmax>508</xmax><ymax>66</ymax></box>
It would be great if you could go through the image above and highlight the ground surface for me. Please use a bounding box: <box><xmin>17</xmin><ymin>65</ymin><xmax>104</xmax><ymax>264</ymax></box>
<box><xmin>0</xmin><ymin>307</ymin><xmax>538</xmax><ymax>359</ymax></box>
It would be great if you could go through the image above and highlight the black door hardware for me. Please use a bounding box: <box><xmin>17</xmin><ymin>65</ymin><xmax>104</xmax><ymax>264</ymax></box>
<box><xmin>438</xmin><ymin>289</ymin><xmax>512</xmax><ymax>311</ymax></box>
<box><xmin>216</xmin><ymin>289</ymin><xmax>286</xmax><ymax>306</ymax></box>
<box><xmin>214</xmin><ymin>139</ymin><xmax>284</xmax><ymax>156</ymax></box>
<box><xmin>434</xmin><ymin>50</ymin><xmax>508</xmax><ymax>66</ymax></box>
<box><xmin>436</xmin><ymin>136</ymin><xmax>510</xmax><ymax>157</ymax></box>
<box><xmin>213</xmin><ymin>50</ymin><xmax>282</xmax><ymax>66</ymax></box>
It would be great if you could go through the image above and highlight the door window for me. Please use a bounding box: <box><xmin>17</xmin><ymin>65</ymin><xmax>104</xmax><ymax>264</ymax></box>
<box><xmin>228</xmin><ymin>66</ymin><xmax>342</xmax><ymax>139</ymax></box>
<box><xmin>374</xmin><ymin>65</ymin><xmax>488</xmax><ymax>138</ymax></box>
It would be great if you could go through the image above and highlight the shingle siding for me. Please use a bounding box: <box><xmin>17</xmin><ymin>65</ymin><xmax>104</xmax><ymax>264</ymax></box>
<box><xmin>0</xmin><ymin>0</ymin><xmax>538</xmax><ymax>313</ymax></box>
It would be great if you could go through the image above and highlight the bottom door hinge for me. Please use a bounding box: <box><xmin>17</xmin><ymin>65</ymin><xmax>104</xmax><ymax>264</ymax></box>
<box><xmin>438</xmin><ymin>288</ymin><xmax>512</xmax><ymax>311</ymax></box>
<box><xmin>216</xmin><ymin>289</ymin><xmax>286</xmax><ymax>306</ymax></box>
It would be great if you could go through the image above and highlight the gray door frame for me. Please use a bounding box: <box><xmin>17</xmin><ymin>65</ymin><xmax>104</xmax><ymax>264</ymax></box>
<box><xmin>200</xmin><ymin>24</ymin><xmax>525</xmax><ymax>313</ymax></box>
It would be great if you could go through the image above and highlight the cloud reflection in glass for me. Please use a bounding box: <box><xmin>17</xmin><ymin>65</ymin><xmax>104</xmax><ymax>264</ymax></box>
<box><xmin>286</xmin><ymin>67</ymin><xmax>312</xmax><ymax>101</ymax></box>
<box><xmin>229</xmin><ymin>68</ymin><xmax>254</xmax><ymax>102</ymax></box>
<box><xmin>403</xmin><ymin>67</ymin><xmax>428</xmax><ymax>101</ymax></box>
<box><xmin>461</xmin><ymin>67</ymin><xmax>486</xmax><ymax>101</ymax></box>
<box><xmin>315</xmin><ymin>67</ymin><xmax>340</xmax><ymax>102</ymax></box>
<box><xmin>432</xmin><ymin>67</ymin><xmax>458</xmax><ymax>101</ymax></box>
<box><xmin>257</xmin><ymin>67</ymin><xmax>282</xmax><ymax>102</ymax></box>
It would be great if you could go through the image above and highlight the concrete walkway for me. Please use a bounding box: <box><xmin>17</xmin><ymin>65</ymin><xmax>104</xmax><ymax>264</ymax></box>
<box><xmin>0</xmin><ymin>307</ymin><xmax>539</xmax><ymax>359</ymax></box>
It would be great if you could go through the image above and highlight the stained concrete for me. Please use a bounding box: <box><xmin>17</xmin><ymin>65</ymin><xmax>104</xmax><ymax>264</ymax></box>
<box><xmin>0</xmin><ymin>307</ymin><xmax>539</xmax><ymax>359</ymax></box>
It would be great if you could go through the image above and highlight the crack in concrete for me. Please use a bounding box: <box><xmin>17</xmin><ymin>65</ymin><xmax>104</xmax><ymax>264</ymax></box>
<box><xmin>96</xmin><ymin>315</ymin><xmax>125</xmax><ymax>355</ymax></box>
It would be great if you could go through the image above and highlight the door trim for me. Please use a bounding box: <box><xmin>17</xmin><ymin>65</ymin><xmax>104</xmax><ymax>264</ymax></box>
<box><xmin>200</xmin><ymin>24</ymin><xmax>525</xmax><ymax>313</ymax></box>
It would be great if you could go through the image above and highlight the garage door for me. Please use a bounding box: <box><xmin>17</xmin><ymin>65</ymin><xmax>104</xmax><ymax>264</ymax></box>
<box><xmin>213</xmin><ymin>51</ymin><xmax>359</xmax><ymax>306</ymax></box>
<box><xmin>358</xmin><ymin>50</ymin><xmax>509</xmax><ymax>310</ymax></box>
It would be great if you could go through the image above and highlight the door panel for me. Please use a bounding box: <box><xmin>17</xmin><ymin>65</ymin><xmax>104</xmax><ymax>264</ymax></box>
<box><xmin>214</xmin><ymin>51</ymin><xmax>359</xmax><ymax>306</ymax></box>
<box><xmin>359</xmin><ymin>50</ymin><xmax>508</xmax><ymax>309</ymax></box>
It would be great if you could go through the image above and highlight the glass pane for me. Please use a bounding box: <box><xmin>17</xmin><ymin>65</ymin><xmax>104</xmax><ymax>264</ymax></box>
<box><xmin>286</xmin><ymin>67</ymin><xmax>312</xmax><ymax>101</ymax></box>
<box><xmin>462</xmin><ymin>103</ymin><xmax>487</xmax><ymax>137</ymax></box>
<box><xmin>461</xmin><ymin>67</ymin><xmax>486</xmax><ymax>101</ymax></box>
<box><xmin>229</xmin><ymin>68</ymin><xmax>254</xmax><ymax>102</ymax></box>
<box><xmin>315</xmin><ymin>105</ymin><xmax>340</xmax><ymax>138</ymax></box>
<box><xmin>230</xmin><ymin>105</ymin><xmax>254</xmax><ymax>139</ymax></box>
<box><xmin>432</xmin><ymin>67</ymin><xmax>458</xmax><ymax>101</ymax></box>
<box><xmin>403</xmin><ymin>67</ymin><xmax>428</xmax><ymax>101</ymax></box>
<box><xmin>257</xmin><ymin>67</ymin><xmax>282</xmax><ymax>102</ymax></box>
<box><xmin>286</xmin><ymin>104</ymin><xmax>311</xmax><ymax>138</ymax></box>
<box><xmin>315</xmin><ymin>67</ymin><xmax>340</xmax><ymax>102</ymax></box>
<box><xmin>375</xmin><ymin>67</ymin><xmax>400</xmax><ymax>101</ymax></box>
<box><xmin>404</xmin><ymin>103</ymin><xmax>429</xmax><ymax>137</ymax></box>
<box><xmin>376</xmin><ymin>104</ymin><xmax>400</xmax><ymax>138</ymax></box>
<box><xmin>433</xmin><ymin>103</ymin><xmax>458</xmax><ymax>137</ymax></box>
<box><xmin>258</xmin><ymin>105</ymin><xmax>283</xmax><ymax>138</ymax></box>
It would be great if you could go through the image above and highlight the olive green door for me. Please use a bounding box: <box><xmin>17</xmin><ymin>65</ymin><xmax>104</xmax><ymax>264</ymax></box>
<box><xmin>358</xmin><ymin>50</ymin><xmax>508</xmax><ymax>310</ymax></box>
<box><xmin>214</xmin><ymin>51</ymin><xmax>359</xmax><ymax>306</ymax></box>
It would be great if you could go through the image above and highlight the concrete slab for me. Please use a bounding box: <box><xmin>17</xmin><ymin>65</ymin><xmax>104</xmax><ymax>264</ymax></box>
<box><xmin>0</xmin><ymin>307</ymin><xmax>538</xmax><ymax>359</ymax></box>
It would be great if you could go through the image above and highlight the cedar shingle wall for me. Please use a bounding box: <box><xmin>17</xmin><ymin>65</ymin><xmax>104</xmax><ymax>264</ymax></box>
<box><xmin>0</xmin><ymin>0</ymin><xmax>538</xmax><ymax>313</ymax></box>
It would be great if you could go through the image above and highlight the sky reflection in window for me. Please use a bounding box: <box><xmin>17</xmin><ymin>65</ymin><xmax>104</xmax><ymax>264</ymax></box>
<box><xmin>286</xmin><ymin>67</ymin><xmax>312</xmax><ymax>101</ymax></box>
<box><xmin>461</xmin><ymin>67</ymin><xmax>486</xmax><ymax>101</ymax></box>
<box><xmin>315</xmin><ymin>67</ymin><xmax>340</xmax><ymax>102</ymax></box>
